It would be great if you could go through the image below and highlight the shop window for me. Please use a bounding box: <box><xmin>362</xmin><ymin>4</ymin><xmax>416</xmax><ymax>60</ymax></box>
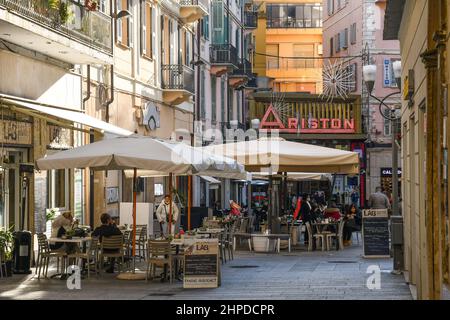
<box><xmin>50</xmin><ymin>169</ymin><xmax>69</xmax><ymax>209</ymax></box>
<box><xmin>33</xmin><ymin>170</ymin><xmax>48</xmax><ymax>233</ymax></box>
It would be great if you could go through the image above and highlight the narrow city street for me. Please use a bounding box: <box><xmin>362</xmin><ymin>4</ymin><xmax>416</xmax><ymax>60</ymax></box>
<box><xmin>0</xmin><ymin>242</ymin><xmax>411</xmax><ymax>300</ymax></box>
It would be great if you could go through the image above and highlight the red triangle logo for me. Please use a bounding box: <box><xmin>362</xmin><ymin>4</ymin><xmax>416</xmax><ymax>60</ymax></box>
<box><xmin>260</xmin><ymin>104</ymin><xmax>285</xmax><ymax>129</ymax></box>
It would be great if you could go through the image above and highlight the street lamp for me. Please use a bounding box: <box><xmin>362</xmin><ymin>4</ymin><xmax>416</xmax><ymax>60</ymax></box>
<box><xmin>363</xmin><ymin>61</ymin><xmax>403</xmax><ymax>273</ymax></box>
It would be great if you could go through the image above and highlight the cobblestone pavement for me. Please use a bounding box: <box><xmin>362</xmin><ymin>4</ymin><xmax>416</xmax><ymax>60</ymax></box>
<box><xmin>0</xmin><ymin>242</ymin><xmax>412</xmax><ymax>300</ymax></box>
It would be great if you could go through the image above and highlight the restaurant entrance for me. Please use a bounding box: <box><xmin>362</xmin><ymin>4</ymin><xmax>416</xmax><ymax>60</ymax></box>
<box><xmin>0</xmin><ymin>149</ymin><xmax>28</xmax><ymax>230</ymax></box>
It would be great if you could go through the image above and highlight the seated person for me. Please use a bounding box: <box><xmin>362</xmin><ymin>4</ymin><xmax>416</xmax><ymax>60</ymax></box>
<box><xmin>50</xmin><ymin>211</ymin><xmax>73</xmax><ymax>250</ymax></box>
<box><xmin>324</xmin><ymin>202</ymin><xmax>342</xmax><ymax>221</ymax></box>
<box><xmin>92</xmin><ymin>213</ymin><xmax>123</xmax><ymax>273</ymax></box>
<box><xmin>343</xmin><ymin>204</ymin><xmax>361</xmax><ymax>246</ymax></box>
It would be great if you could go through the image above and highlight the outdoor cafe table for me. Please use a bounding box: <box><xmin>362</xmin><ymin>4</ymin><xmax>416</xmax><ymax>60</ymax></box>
<box><xmin>196</xmin><ymin>228</ymin><xmax>224</xmax><ymax>238</ymax></box>
<box><xmin>311</xmin><ymin>221</ymin><xmax>339</xmax><ymax>251</ymax></box>
<box><xmin>250</xmin><ymin>233</ymin><xmax>291</xmax><ymax>253</ymax></box>
<box><xmin>47</xmin><ymin>237</ymin><xmax>92</xmax><ymax>279</ymax></box>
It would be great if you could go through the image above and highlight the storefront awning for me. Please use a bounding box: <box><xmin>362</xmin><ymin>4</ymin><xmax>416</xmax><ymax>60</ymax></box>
<box><xmin>0</xmin><ymin>95</ymin><xmax>133</xmax><ymax>137</ymax></box>
<box><xmin>200</xmin><ymin>176</ymin><xmax>221</xmax><ymax>184</ymax></box>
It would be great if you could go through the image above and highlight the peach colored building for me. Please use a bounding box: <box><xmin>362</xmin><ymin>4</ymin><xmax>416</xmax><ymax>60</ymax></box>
<box><xmin>254</xmin><ymin>0</ymin><xmax>324</xmax><ymax>93</ymax></box>
<box><xmin>323</xmin><ymin>0</ymin><xmax>400</xmax><ymax>202</ymax></box>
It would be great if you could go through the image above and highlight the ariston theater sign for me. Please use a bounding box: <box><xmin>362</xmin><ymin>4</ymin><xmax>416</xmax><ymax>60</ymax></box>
<box><xmin>260</xmin><ymin>105</ymin><xmax>356</xmax><ymax>134</ymax></box>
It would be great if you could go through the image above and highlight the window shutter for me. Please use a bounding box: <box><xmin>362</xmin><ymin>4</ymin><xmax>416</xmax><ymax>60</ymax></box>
<box><xmin>327</xmin><ymin>0</ymin><xmax>334</xmax><ymax>16</ymax></box>
<box><xmin>141</xmin><ymin>1</ymin><xmax>146</xmax><ymax>55</ymax></box>
<box><xmin>343</xmin><ymin>28</ymin><xmax>348</xmax><ymax>48</ymax></box>
<box><xmin>151</xmin><ymin>7</ymin><xmax>156</xmax><ymax>59</ymax></box>
<box><xmin>117</xmin><ymin>0</ymin><xmax>123</xmax><ymax>42</ymax></box>
<box><xmin>128</xmin><ymin>0</ymin><xmax>134</xmax><ymax>48</ymax></box>
<box><xmin>121</xmin><ymin>0</ymin><xmax>128</xmax><ymax>46</ymax></box>
<box><xmin>212</xmin><ymin>1</ymin><xmax>224</xmax><ymax>43</ymax></box>
<box><xmin>146</xmin><ymin>4</ymin><xmax>152</xmax><ymax>56</ymax></box>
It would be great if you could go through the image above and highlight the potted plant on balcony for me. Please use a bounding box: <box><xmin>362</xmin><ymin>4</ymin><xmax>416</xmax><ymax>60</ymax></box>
<box><xmin>85</xmin><ymin>0</ymin><xmax>99</xmax><ymax>11</ymax></box>
<box><xmin>59</xmin><ymin>1</ymin><xmax>74</xmax><ymax>24</ymax></box>
<box><xmin>48</xmin><ymin>0</ymin><xmax>60</xmax><ymax>10</ymax></box>
<box><xmin>0</xmin><ymin>227</ymin><xmax>14</xmax><ymax>277</ymax></box>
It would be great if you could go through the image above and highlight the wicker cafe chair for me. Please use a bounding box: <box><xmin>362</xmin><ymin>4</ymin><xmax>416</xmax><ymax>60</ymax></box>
<box><xmin>67</xmin><ymin>237</ymin><xmax>100</xmax><ymax>278</ymax></box>
<box><xmin>36</xmin><ymin>233</ymin><xmax>67</xmax><ymax>279</ymax></box>
<box><xmin>325</xmin><ymin>219</ymin><xmax>346</xmax><ymax>250</ymax></box>
<box><xmin>146</xmin><ymin>239</ymin><xmax>173</xmax><ymax>283</ymax></box>
<box><xmin>137</xmin><ymin>226</ymin><xmax>148</xmax><ymax>261</ymax></box>
<box><xmin>99</xmin><ymin>235</ymin><xmax>124</xmax><ymax>276</ymax></box>
<box><xmin>122</xmin><ymin>230</ymin><xmax>133</xmax><ymax>267</ymax></box>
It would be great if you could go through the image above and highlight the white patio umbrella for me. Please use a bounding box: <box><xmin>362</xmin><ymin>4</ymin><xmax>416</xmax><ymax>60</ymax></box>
<box><xmin>254</xmin><ymin>172</ymin><xmax>332</xmax><ymax>181</ymax></box>
<box><xmin>204</xmin><ymin>137</ymin><xmax>359</xmax><ymax>233</ymax></box>
<box><xmin>36</xmin><ymin>135</ymin><xmax>244</xmax><ymax>278</ymax></box>
<box><xmin>204</xmin><ymin>137</ymin><xmax>359</xmax><ymax>174</ymax></box>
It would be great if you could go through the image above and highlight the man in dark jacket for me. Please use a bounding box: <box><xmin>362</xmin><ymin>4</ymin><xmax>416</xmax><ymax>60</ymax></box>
<box><xmin>300</xmin><ymin>194</ymin><xmax>314</xmax><ymax>245</ymax></box>
<box><xmin>92</xmin><ymin>213</ymin><xmax>122</xmax><ymax>273</ymax></box>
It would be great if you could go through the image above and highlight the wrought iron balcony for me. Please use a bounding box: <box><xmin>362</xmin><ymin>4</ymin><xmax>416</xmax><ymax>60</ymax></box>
<box><xmin>161</xmin><ymin>64</ymin><xmax>194</xmax><ymax>93</ymax></box>
<box><xmin>244</xmin><ymin>10</ymin><xmax>258</xmax><ymax>29</ymax></box>
<box><xmin>0</xmin><ymin>0</ymin><xmax>113</xmax><ymax>54</ymax></box>
<box><xmin>209</xmin><ymin>44</ymin><xmax>239</xmax><ymax>68</ymax></box>
<box><xmin>244</xmin><ymin>75</ymin><xmax>258</xmax><ymax>89</ymax></box>
<box><xmin>231</xmin><ymin>59</ymin><xmax>253</xmax><ymax>78</ymax></box>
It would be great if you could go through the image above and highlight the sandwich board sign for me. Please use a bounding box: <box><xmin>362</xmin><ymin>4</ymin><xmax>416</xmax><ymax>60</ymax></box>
<box><xmin>362</xmin><ymin>209</ymin><xmax>390</xmax><ymax>258</ymax></box>
<box><xmin>184</xmin><ymin>239</ymin><xmax>219</xmax><ymax>288</ymax></box>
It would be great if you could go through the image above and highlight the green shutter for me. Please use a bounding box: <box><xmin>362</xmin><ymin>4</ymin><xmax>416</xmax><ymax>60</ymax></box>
<box><xmin>212</xmin><ymin>1</ymin><xmax>225</xmax><ymax>44</ymax></box>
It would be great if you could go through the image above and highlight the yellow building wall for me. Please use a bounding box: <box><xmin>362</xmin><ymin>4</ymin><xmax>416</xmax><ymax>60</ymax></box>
<box><xmin>254</xmin><ymin>0</ymin><xmax>323</xmax><ymax>93</ymax></box>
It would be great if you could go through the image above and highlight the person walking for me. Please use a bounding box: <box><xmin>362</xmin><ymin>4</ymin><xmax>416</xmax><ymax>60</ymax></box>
<box><xmin>156</xmin><ymin>194</ymin><xmax>179</xmax><ymax>236</ymax></box>
<box><xmin>368</xmin><ymin>187</ymin><xmax>391</xmax><ymax>210</ymax></box>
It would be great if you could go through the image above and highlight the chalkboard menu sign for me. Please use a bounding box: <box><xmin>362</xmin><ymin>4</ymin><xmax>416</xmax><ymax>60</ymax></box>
<box><xmin>184</xmin><ymin>239</ymin><xmax>219</xmax><ymax>288</ymax></box>
<box><xmin>362</xmin><ymin>209</ymin><xmax>390</xmax><ymax>258</ymax></box>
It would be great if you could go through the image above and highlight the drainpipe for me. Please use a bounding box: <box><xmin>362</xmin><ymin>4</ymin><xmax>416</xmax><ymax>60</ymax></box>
<box><xmin>82</xmin><ymin>65</ymin><xmax>91</xmax><ymax>111</ymax></box>
<box><xmin>105</xmin><ymin>65</ymin><xmax>114</xmax><ymax>123</ymax></box>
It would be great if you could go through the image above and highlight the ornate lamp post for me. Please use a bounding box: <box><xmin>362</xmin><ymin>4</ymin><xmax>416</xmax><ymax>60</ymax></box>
<box><xmin>363</xmin><ymin>61</ymin><xmax>404</xmax><ymax>273</ymax></box>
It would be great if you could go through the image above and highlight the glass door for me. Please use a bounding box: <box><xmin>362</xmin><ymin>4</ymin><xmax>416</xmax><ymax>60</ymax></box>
<box><xmin>0</xmin><ymin>167</ymin><xmax>8</xmax><ymax>229</ymax></box>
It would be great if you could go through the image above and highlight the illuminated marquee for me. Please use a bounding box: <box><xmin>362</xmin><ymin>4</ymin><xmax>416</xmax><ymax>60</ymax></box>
<box><xmin>260</xmin><ymin>105</ymin><xmax>356</xmax><ymax>134</ymax></box>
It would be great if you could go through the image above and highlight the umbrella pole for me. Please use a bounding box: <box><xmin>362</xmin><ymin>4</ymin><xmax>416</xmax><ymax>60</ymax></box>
<box><xmin>132</xmin><ymin>168</ymin><xmax>137</xmax><ymax>273</ymax></box>
<box><xmin>188</xmin><ymin>175</ymin><xmax>192</xmax><ymax>231</ymax></box>
<box><xmin>169</xmin><ymin>173</ymin><xmax>173</xmax><ymax>236</ymax></box>
<box><xmin>116</xmin><ymin>168</ymin><xmax>146</xmax><ymax>280</ymax></box>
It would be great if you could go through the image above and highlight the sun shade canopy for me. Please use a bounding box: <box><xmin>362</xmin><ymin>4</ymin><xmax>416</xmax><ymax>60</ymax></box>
<box><xmin>36</xmin><ymin>135</ymin><xmax>245</xmax><ymax>176</ymax></box>
<box><xmin>204</xmin><ymin>137</ymin><xmax>359</xmax><ymax>174</ymax></box>
<box><xmin>0</xmin><ymin>95</ymin><xmax>133</xmax><ymax>137</ymax></box>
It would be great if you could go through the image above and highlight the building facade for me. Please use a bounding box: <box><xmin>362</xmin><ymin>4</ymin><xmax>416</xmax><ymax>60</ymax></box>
<box><xmin>249</xmin><ymin>92</ymin><xmax>367</xmax><ymax>206</ymax></box>
<box><xmin>254</xmin><ymin>0</ymin><xmax>323</xmax><ymax>93</ymax></box>
<box><xmin>0</xmin><ymin>0</ymin><xmax>128</xmax><ymax>235</ymax></box>
<box><xmin>0</xmin><ymin>0</ymin><xmax>258</xmax><ymax>236</ymax></box>
<box><xmin>323</xmin><ymin>0</ymin><xmax>401</xmax><ymax>203</ymax></box>
<box><xmin>384</xmin><ymin>0</ymin><xmax>450</xmax><ymax>300</ymax></box>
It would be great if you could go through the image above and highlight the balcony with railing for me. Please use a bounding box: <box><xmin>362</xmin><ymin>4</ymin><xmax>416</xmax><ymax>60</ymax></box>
<box><xmin>229</xmin><ymin>59</ymin><xmax>252</xmax><ymax>88</ymax></box>
<box><xmin>244</xmin><ymin>74</ymin><xmax>258</xmax><ymax>90</ymax></box>
<box><xmin>244</xmin><ymin>10</ymin><xmax>258</xmax><ymax>29</ymax></box>
<box><xmin>161</xmin><ymin>64</ymin><xmax>195</xmax><ymax>105</ymax></box>
<box><xmin>179</xmin><ymin>0</ymin><xmax>209</xmax><ymax>23</ymax></box>
<box><xmin>209</xmin><ymin>43</ymin><xmax>238</xmax><ymax>76</ymax></box>
<box><xmin>0</xmin><ymin>0</ymin><xmax>113</xmax><ymax>64</ymax></box>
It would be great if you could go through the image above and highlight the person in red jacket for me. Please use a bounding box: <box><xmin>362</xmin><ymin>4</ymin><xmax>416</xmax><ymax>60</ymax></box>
<box><xmin>293</xmin><ymin>196</ymin><xmax>302</xmax><ymax>220</ymax></box>
<box><xmin>324</xmin><ymin>201</ymin><xmax>342</xmax><ymax>220</ymax></box>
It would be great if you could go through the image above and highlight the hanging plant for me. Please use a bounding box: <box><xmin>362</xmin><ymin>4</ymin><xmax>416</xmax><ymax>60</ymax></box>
<box><xmin>59</xmin><ymin>1</ymin><xmax>74</xmax><ymax>24</ymax></box>
<box><xmin>48</xmin><ymin>0</ymin><xmax>60</xmax><ymax>10</ymax></box>
<box><xmin>85</xmin><ymin>0</ymin><xmax>99</xmax><ymax>11</ymax></box>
